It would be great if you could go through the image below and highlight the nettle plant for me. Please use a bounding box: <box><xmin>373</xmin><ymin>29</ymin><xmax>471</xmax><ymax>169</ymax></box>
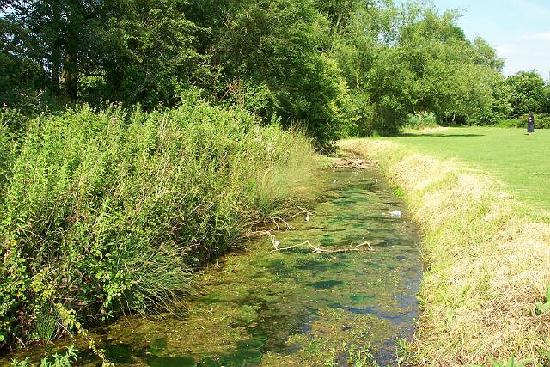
<box><xmin>0</xmin><ymin>101</ymin><xmax>313</xmax><ymax>348</ymax></box>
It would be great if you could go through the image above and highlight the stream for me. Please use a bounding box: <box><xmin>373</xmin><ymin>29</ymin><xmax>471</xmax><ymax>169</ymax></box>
<box><xmin>4</xmin><ymin>164</ymin><xmax>422</xmax><ymax>367</ymax></box>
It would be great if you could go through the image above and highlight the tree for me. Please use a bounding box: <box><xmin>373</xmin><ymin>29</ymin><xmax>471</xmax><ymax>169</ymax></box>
<box><xmin>0</xmin><ymin>20</ymin><xmax>49</xmax><ymax>109</ymax></box>
<box><xmin>506</xmin><ymin>71</ymin><xmax>545</xmax><ymax>116</ymax></box>
<box><xmin>192</xmin><ymin>0</ymin><xmax>346</xmax><ymax>146</ymax></box>
<box><xmin>332</xmin><ymin>3</ymin><xmax>507</xmax><ymax>131</ymax></box>
<box><xmin>95</xmin><ymin>0</ymin><xmax>202</xmax><ymax>108</ymax></box>
<box><xmin>1</xmin><ymin>0</ymin><xmax>203</xmax><ymax>108</ymax></box>
<box><xmin>1</xmin><ymin>1</ymin><xmax>103</xmax><ymax>101</ymax></box>
<box><xmin>543</xmin><ymin>84</ymin><xmax>550</xmax><ymax>113</ymax></box>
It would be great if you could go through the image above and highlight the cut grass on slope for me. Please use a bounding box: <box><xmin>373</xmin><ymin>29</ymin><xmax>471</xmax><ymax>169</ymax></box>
<box><xmin>390</xmin><ymin>127</ymin><xmax>550</xmax><ymax>210</ymax></box>
<box><xmin>340</xmin><ymin>138</ymin><xmax>550</xmax><ymax>366</ymax></box>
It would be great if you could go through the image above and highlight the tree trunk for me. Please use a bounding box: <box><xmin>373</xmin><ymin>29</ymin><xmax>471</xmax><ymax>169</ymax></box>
<box><xmin>51</xmin><ymin>2</ymin><xmax>61</xmax><ymax>95</ymax></box>
<box><xmin>51</xmin><ymin>44</ymin><xmax>61</xmax><ymax>95</ymax></box>
<box><xmin>61</xmin><ymin>30</ymin><xmax>78</xmax><ymax>101</ymax></box>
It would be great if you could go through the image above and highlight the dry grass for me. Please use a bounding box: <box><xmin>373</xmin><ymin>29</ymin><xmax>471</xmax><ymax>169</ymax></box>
<box><xmin>339</xmin><ymin>139</ymin><xmax>550</xmax><ymax>366</ymax></box>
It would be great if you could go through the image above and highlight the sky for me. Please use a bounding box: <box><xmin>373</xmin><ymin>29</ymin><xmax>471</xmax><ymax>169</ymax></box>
<box><xmin>432</xmin><ymin>0</ymin><xmax>550</xmax><ymax>78</ymax></box>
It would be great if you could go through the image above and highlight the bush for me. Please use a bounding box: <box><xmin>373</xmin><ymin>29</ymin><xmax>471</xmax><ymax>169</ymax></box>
<box><xmin>498</xmin><ymin>113</ymin><xmax>550</xmax><ymax>129</ymax></box>
<box><xmin>0</xmin><ymin>109</ymin><xmax>23</xmax><ymax>201</ymax></box>
<box><xmin>0</xmin><ymin>100</ymin><xmax>315</xmax><ymax>348</ymax></box>
<box><xmin>0</xmin><ymin>122</ymin><xmax>12</xmax><ymax>191</ymax></box>
<box><xmin>404</xmin><ymin>112</ymin><xmax>439</xmax><ymax>130</ymax></box>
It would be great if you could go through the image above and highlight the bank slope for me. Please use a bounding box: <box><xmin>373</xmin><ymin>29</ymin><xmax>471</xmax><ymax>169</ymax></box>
<box><xmin>340</xmin><ymin>139</ymin><xmax>550</xmax><ymax>366</ymax></box>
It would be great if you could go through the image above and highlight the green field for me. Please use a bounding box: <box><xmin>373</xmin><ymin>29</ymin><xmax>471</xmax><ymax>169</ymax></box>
<box><xmin>378</xmin><ymin>127</ymin><xmax>550</xmax><ymax>210</ymax></box>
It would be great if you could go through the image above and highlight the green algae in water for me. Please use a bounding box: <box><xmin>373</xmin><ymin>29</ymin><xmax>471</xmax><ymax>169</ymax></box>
<box><xmin>2</xmin><ymin>168</ymin><xmax>421</xmax><ymax>367</ymax></box>
<box><xmin>310</xmin><ymin>280</ymin><xmax>344</xmax><ymax>290</ymax></box>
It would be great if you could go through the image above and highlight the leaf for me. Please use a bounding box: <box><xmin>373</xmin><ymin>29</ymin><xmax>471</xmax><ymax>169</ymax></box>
<box><xmin>536</xmin><ymin>301</ymin><xmax>550</xmax><ymax>315</ymax></box>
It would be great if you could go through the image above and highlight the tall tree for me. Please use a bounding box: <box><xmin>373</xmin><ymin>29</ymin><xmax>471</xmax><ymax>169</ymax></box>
<box><xmin>188</xmin><ymin>0</ymin><xmax>346</xmax><ymax>146</ymax></box>
<box><xmin>95</xmin><ymin>0</ymin><xmax>202</xmax><ymax>108</ymax></box>
<box><xmin>1</xmin><ymin>0</ymin><xmax>102</xmax><ymax>101</ymax></box>
<box><xmin>506</xmin><ymin>71</ymin><xmax>546</xmax><ymax>116</ymax></box>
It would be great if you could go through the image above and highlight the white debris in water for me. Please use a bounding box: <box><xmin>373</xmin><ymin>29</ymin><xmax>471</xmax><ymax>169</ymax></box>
<box><xmin>305</xmin><ymin>213</ymin><xmax>310</xmax><ymax>222</ymax></box>
<box><xmin>389</xmin><ymin>210</ymin><xmax>402</xmax><ymax>218</ymax></box>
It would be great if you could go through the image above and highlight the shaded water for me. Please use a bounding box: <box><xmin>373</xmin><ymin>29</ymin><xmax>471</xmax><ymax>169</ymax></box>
<box><xmin>5</xmin><ymin>167</ymin><xmax>421</xmax><ymax>367</ymax></box>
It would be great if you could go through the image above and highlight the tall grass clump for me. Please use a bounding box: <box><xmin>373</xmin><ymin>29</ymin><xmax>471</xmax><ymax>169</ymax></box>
<box><xmin>404</xmin><ymin>112</ymin><xmax>439</xmax><ymax>131</ymax></box>
<box><xmin>0</xmin><ymin>121</ymin><xmax>13</xmax><ymax>197</ymax></box>
<box><xmin>340</xmin><ymin>139</ymin><xmax>550</xmax><ymax>366</ymax></box>
<box><xmin>0</xmin><ymin>109</ymin><xmax>24</xmax><ymax>198</ymax></box>
<box><xmin>0</xmin><ymin>99</ymin><xmax>315</xmax><ymax>349</ymax></box>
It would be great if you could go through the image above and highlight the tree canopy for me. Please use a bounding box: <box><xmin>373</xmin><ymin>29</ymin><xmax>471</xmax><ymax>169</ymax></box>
<box><xmin>1</xmin><ymin>0</ymin><xmax>547</xmax><ymax>144</ymax></box>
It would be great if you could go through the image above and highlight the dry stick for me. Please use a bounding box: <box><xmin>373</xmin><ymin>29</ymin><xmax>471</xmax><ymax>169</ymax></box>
<box><xmin>271</xmin><ymin>239</ymin><xmax>373</xmax><ymax>254</ymax></box>
<box><xmin>270</xmin><ymin>216</ymin><xmax>293</xmax><ymax>230</ymax></box>
<box><xmin>292</xmin><ymin>206</ymin><xmax>313</xmax><ymax>219</ymax></box>
<box><xmin>244</xmin><ymin>229</ymin><xmax>271</xmax><ymax>238</ymax></box>
<box><xmin>270</xmin><ymin>217</ymin><xmax>280</xmax><ymax>230</ymax></box>
<box><xmin>246</xmin><ymin>220</ymin><xmax>374</xmax><ymax>254</ymax></box>
<box><xmin>271</xmin><ymin>240</ymin><xmax>312</xmax><ymax>252</ymax></box>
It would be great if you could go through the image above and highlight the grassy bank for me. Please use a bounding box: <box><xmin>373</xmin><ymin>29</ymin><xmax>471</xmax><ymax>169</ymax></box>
<box><xmin>340</xmin><ymin>137</ymin><xmax>550</xmax><ymax>365</ymax></box>
<box><xmin>395</xmin><ymin>127</ymin><xmax>550</xmax><ymax>210</ymax></box>
<box><xmin>0</xmin><ymin>100</ymin><xmax>316</xmax><ymax>352</ymax></box>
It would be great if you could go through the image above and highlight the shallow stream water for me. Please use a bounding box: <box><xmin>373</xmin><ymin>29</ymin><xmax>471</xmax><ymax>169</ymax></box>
<box><xmin>4</xmin><ymin>166</ymin><xmax>421</xmax><ymax>367</ymax></box>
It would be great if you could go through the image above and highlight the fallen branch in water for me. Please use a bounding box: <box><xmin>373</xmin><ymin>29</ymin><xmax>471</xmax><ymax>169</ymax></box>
<box><xmin>245</xmin><ymin>229</ymin><xmax>374</xmax><ymax>254</ymax></box>
<box><xmin>270</xmin><ymin>216</ymin><xmax>293</xmax><ymax>230</ymax></box>
<box><xmin>292</xmin><ymin>206</ymin><xmax>313</xmax><ymax>222</ymax></box>
<box><xmin>270</xmin><ymin>239</ymin><xmax>373</xmax><ymax>254</ymax></box>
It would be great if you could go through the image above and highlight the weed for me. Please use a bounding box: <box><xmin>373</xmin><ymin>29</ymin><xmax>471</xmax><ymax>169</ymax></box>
<box><xmin>535</xmin><ymin>284</ymin><xmax>550</xmax><ymax>315</ymax></box>
<box><xmin>404</xmin><ymin>112</ymin><xmax>438</xmax><ymax>131</ymax></box>
<box><xmin>347</xmin><ymin>344</ymin><xmax>378</xmax><ymax>367</ymax></box>
<box><xmin>0</xmin><ymin>100</ymin><xmax>316</xmax><ymax>348</ymax></box>
<box><xmin>470</xmin><ymin>356</ymin><xmax>532</xmax><ymax>367</ymax></box>
<box><xmin>11</xmin><ymin>346</ymin><xmax>77</xmax><ymax>367</ymax></box>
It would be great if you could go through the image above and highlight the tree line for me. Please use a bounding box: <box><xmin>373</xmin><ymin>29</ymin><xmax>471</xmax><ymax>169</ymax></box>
<box><xmin>1</xmin><ymin>0</ymin><xmax>550</xmax><ymax>145</ymax></box>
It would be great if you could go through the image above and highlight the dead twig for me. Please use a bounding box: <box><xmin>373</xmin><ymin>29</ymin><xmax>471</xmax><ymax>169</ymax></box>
<box><xmin>270</xmin><ymin>216</ymin><xmax>293</xmax><ymax>230</ymax></box>
<box><xmin>270</xmin><ymin>239</ymin><xmax>373</xmax><ymax>254</ymax></box>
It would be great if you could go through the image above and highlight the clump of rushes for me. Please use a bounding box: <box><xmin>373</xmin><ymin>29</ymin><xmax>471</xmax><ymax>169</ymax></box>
<box><xmin>340</xmin><ymin>139</ymin><xmax>550</xmax><ymax>366</ymax></box>
<box><xmin>0</xmin><ymin>98</ymin><xmax>315</xmax><ymax>349</ymax></box>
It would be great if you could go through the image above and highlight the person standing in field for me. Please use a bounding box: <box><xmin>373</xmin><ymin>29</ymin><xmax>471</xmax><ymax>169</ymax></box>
<box><xmin>528</xmin><ymin>112</ymin><xmax>535</xmax><ymax>135</ymax></box>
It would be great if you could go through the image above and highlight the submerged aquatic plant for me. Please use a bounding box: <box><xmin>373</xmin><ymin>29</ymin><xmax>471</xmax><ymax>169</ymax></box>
<box><xmin>11</xmin><ymin>346</ymin><xmax>77</xmax><ymax>367</ymax></box>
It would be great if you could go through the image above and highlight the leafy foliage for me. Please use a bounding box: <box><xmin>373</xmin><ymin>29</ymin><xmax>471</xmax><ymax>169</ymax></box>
<box><xmin>3</xmin><ymin>0</ymin><xmax>539</xmax><ymax>142</ymax></box>
<box><xmin>11</xmin><ymin>346</ymin><xmax>77</xmax><ymax>367</ymax></box>
<box><xmin>331</xmin><ymin>2</ymin><xmax>510</xmax><ymax>132</ymax></box>
<box><xmin>535</xmin><ymin>284</ymin><xmax>550</xmax><ymax>315</ymax></box>
<box><xmin>506</xmin><ymin>71</ymin><xmax>546</xmax><ymax>117</ymax></box>
<box><xmin>188</xmin><ymin>0</ymin><xmax>347</xmax><ymax>146</ymax></box>
<box><xmin>499</xmin><ymin>113</ymin><xmax>550</xmax><ymax>129</ymax></box>
<box><xmin>94</xmin><ymin>0</ymin><xmax>204</xmax><ymax>108</ymax></box>
<box><xmin>0</xmin><ymin>98</ymin><xmax>314</xmax><ymax>348</ymax></box>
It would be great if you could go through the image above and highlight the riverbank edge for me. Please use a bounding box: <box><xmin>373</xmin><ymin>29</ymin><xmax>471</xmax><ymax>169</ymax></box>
<box><xmin>0</xmin><ymin>104</ymin><xmax>322</xmax><ymax>360</ymax></box>
<box><xmin>339</xmin><ymin>138</ymin><xmax>550</xmax><ymax>366</ymax></box>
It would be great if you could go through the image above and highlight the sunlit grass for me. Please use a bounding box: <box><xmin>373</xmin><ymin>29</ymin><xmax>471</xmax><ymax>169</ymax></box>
<box><xmin>340</xmin><ymin>137</ymin><xmax>550</xmax><ymax>366</ymax></box>
<box><xmin>386</xmin><ymin>126</ymin><xmax>550</xmax><ymax>210</ymax></box>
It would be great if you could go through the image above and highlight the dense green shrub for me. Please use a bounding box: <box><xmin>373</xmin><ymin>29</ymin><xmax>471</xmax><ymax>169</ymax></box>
<box><xmin>404</xmin><ymin>112</ymin><xmax>438</xmax><ymax>130</ymax></box>
<box><xmin>0</xmin><ymin>122</ymin><xmax>13</xmax><ymax>197</ymax></box>
<box><xmin>0</xmin><ymin>101</ymin><xmax>314</xmax><ymax>348</ymax></box>
<box><xmin>498</xmin><ymin>113</ymin><xmax>550</xmax><ymax>129</ymax></box>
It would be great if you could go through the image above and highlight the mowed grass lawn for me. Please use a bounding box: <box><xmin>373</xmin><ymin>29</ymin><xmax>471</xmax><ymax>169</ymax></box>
<box><xmin>378</xmin><ymin>126</ymin><xmax>550</xmax><ymax>210</ymax></box>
